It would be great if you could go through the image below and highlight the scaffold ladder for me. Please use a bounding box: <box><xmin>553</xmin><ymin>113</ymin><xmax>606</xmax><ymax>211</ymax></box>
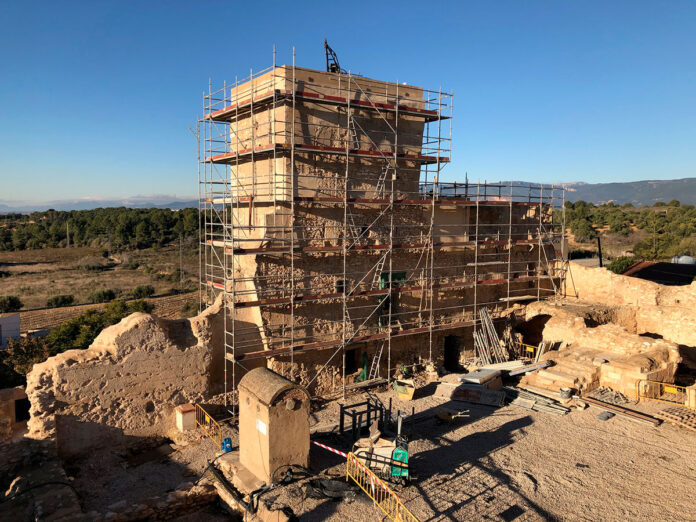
<box><xmin>371</xmin><ymin>251</ymin><xmax>389</xmax><ymax>290</ymax></box>
<box><xmin>368</xmin><ymin>342</ymin><xmax>384</xmax><ymax>380</ymax></box>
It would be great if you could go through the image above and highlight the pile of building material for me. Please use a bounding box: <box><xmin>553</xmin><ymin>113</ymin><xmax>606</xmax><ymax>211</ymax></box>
<box><xmin>581</xmin><ymin>396</ymin><xmax>661</xmax><ymax>427</ymax></box>
<box><xmin>519</xmin><ymin>301</ymin><xmax>682</xmax><ymax>399</ymax></box>
<box><xmin>434</xmin><ymin>381</ymin><xmax>506</xmax><ymax>407</ymax></box>
<box><xmin>474</xmin><ymin>308</ymin><xmax>509</xmax><ymax>365</ymax></box>
<box><xmin>655</xmin><ymin>406</ymin><xmax>696</xmax><ymax>432</ymax></box>
<box><xmin>504</xmin><ymin>387</ymin><xmax>570</xmax><ymax>416</ymax></box>
<box><xmin>588</xmin><ymin>386</ymin><xmax>629</xmax><ymax>405</ymax></box>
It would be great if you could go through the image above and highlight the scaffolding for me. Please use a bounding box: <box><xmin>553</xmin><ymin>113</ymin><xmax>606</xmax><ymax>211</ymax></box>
<box><xmin>198</xmin><ymin>51</ymin><xmax>566</xmax><ymax>411</ymax></box>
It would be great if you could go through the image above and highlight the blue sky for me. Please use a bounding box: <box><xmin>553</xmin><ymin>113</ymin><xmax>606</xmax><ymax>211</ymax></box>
<box><xmin>1</xmin><ymin>1</ymin><xmax>695</xmax><ymax>202</ymax></box>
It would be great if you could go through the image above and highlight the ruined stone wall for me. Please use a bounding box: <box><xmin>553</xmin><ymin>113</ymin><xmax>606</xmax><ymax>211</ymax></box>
<box><xmin>24</xmin><ymin>301</ymin><xmax>226</xmax><ymax>457</ymax></box>
<box><xmin>269</xmin><ymin>329</ymin><xmax>461</xmax><ymax>395</ymax></box>
<box><xmin>566</xmin><ymin>262</ymin><xmax>696</xmax><ymax>347</ymax></box>
<box><xmin>523</xmin><ymin>300</ymin><xmax>681</xmax><ymax>398</ymax></box>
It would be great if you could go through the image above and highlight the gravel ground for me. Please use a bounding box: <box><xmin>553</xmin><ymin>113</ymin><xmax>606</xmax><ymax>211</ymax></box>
<box><xmin>271</xmin><ymin>386</ymin><xmax>696</xmax><ymax>521</ymax></box>
<box><xmin>66</xmin><ymin>385</ymin><xmax>696</xmax><ymax>521</ymax></box>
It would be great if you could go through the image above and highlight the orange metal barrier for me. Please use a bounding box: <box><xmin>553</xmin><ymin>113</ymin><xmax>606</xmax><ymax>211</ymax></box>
<box><xmin>346</xmin><ymin>452</ymin><xmax>419</xmax><ymax>522</ymax></box>
<box><xmin>195</xmin><ymin>404</ymin><xmax>222</xmax><ymax>447</ymax></box>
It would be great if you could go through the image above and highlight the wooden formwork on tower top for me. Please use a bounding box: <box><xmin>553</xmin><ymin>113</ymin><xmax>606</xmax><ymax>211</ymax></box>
<box><xmin>197</xmin><ymin>50</ymin><xmax>566</xmax><ymax>411</ymax></box>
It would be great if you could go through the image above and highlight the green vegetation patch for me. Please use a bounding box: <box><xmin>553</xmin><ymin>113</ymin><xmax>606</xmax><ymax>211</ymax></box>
<box><xmin>606</xmin><ymin>256</ymin><xmax>637</xmax><ymax>274</ymax></box>
<box><xmin>0</xmin><ymin>299</ymin><xmax>154</xmax><ymax>386</ymax></box>
<box><xmin>563</xmin><ymin>200</ymin><xmax>696</xmax><ymax>260</ymax></box>
<box><xmin>0</xmin><ymin>295</ymin><xmax>23</xmax><ymax>313</ymax></box>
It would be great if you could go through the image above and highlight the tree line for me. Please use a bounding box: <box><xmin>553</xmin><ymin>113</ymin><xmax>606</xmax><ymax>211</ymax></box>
<box><xmin>563</xmin><ymin>200</ymin><xmax>696</xmax><ymax>260</ymax></box>
<box><xmin>0</xmin><ymin>299</ymin><xmax>154</xmax><ymax>387</ymax></box>
<box><xmin>0</xmin><ymin>207</ymin><xmax>198</xmax><ymax>251</ymax></box>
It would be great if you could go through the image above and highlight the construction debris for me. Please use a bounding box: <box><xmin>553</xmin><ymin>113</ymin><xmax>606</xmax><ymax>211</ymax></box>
<box><xmin>508</xmin><ymin>361</ymin><xmax>553</xmax><ymax>376</ymax></box>
<box><xmin>654</xmin><ymin>406</ymin><xmax>696</xmax><ymax>432</ymax></box>
<box><xmin>474</xmin><ymin>307</ymin><xmax>510</xmax><ymax>365</ymax></box>
<box><xmin>504</xmin><ymin>387</ymin><xmax>570</xmax><ymax>415</ymax></box>
<box><xmin>588</xmin><ymin>387</ymin><xmax>629</xmax><ymax>405</ymax></box>
<box><xmin>480</xmin><ymin>360</ymin><xmax>529</xmax><ymax>372</ymax></box>
<box><xmin>581</xmin><ymin>396</ymin><xmax>661</xmax><ymax>427</ymax></box>
<box><xmin>434</xmin><ymin>382</ymin><xmax>506</xmax><ymax>407</ymax></box>
<box><xmin>458</xmin><ymin>369</ymin><xmax>503</xmax><ymax>390</ymax></box>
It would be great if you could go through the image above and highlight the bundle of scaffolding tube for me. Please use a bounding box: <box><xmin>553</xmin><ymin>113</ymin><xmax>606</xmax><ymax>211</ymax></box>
<box><xmin>474</xmin><ymin>307</ymin><xmax>508</xmax><ymax>365</ymax></box>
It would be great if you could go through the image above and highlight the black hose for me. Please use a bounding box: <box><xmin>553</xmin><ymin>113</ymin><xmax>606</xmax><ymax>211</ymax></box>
<box><xmin>0</xmin><ymin>481</ymin><xmax>79</xmax><ymax>504</ymax></box>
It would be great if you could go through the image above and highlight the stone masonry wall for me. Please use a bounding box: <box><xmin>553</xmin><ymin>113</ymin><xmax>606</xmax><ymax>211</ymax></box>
<box><xmin>566</xmin><ymin>262</ymin><xmax>696</xmax><ymax>347</ymax></box>
<box><xmin>24</xmin><ymin>300</ymin><xmax>225</xmax><ymax>457</ymax></box>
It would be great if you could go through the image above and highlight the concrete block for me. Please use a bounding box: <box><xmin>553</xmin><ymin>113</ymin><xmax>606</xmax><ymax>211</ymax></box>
<box><xmin>175</xmin><ymin>404</ymin><xmax>196</xmax><ymax>432</ymax></box>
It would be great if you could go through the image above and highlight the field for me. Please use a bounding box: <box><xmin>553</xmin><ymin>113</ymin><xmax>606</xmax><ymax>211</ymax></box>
<box><xmin>0</xmin><ymin>241</ymin><xmax>199</xmax><ymax>312</ymax></box>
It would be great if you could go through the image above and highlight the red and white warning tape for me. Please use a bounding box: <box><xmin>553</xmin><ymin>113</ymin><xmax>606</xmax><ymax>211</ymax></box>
<box><xmin>311</xmin><ymin>440</ymin><xmax>348</xmax><ymax>458</ymax></box>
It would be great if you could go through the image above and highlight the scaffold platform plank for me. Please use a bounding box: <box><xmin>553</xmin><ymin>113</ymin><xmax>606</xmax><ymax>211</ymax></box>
<box><xmin>205</xmin><ymin>89</ymin><xmax>447</xmax><ymax>122</ymax></box>
<box><xmin>205</xmin><ymin>237</ymin><xmax>554</xmax><ymax>255</ymax></box>
<box><xmin>206</xmin><ymin>275</ymin><xmax>552</xmax><ymax>307</ymax></box>
<box><xmin>205</xmin><ymin>195</ymin><xmax>547</xmax><ymax>207</ymax></box>
<box><xmin>206</xmin><ymin>142</ymin><xmax>448</xmax><ymax>164</ymax></box>
<box><xmin>228</xmin><ymin>315</ymin><xmax>510</xmax><ymax>362</ymax></box>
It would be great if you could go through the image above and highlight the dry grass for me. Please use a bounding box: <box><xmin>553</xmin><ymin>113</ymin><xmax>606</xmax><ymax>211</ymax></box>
<box><xmin>0</xmin><ymin>243</ymin><xmax>199</xmax><ymax>310</ymax></box>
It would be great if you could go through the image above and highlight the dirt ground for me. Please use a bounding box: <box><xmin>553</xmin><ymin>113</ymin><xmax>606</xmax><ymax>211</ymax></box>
<box><xmin>273</xmin><ymin>386</ymin><xmax>696</xmax><ymax>521</ymax></box>
<box><xmin>0</xmin><ymin>243</ymin><xmax>198</xmax><ymax>310</ymax></box>
<box><xmin>64</xmin><ymin>384</ymin><xmax>696</xmax><ymax>521</ymax></box>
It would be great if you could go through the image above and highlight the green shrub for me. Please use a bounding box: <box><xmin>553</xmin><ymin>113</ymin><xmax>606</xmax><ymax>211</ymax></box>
<box><xmin>181</xmin><ymin>301</ymin><xmax>197</xmax><ymax>317</ymax></box>
<box><xmin>77</xmin><ymin>256</ymin><xmax>109</xmax><ymax>271</ymax></box>
<box><xmin>0</xmin><ymin>270</ymin><xmax>10</xmax><ymax>278</ymax></box>
<box><xmin>132</xmin><ymin>284</ymin><xmax>155</xmax><ymax>299</ymax></box>
<box><xmin>606</xmin><ymin>256</ymin><xmax>636</xmax><ymax>274</ymax></box>
<box><xmin>128</xmin><ymin>299</ymin><xmax>154</xmax><ymax>314</ymax></box>
<box><xmin>124</xmin><ymin>259</ymin><xmax>140</xmax><ymax>270</ymax></box>
<box><xmin>89</xmin><ymin>289</ymin><xmax>116</xmax><ymax>303</ymax></box>
<box><xmin>0</xmin><ymin>295</ymin><xmax>23</xmax><ymax>313</ymax></box>
<box><xmin>46</xmin><ymin>294</ymin><xmax>75</xmax><ymax>308</ymax></box>
<box><xmin>46</xmin><ymin>299</ymin><xmax>155</xmax><ymax>356</ymax></box>
<box><xmin>0</xmin><ymin>337</ymin><xmax>51</xmax><ymax>386</ymax></box>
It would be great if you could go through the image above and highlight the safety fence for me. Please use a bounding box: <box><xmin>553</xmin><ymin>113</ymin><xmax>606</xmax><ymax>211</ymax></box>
<box><xmin>195</xmin><ymin>404</ymin><xmax>222</xmax><ymax>447</ymax></box>
<box><xmin>346</xmin><ymin>452</ymin><xmax>419</xmax><ymax>522</ymax></box>
<box><xmin>636</xmin><ymin>380</ymin><xmax>693</xmax><ymax>408</ymax></box>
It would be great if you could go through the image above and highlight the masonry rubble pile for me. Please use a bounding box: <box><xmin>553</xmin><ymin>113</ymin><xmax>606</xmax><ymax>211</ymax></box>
<box><xmin>520</xmin><ymin>262</ymin><xmax>696</xmax><ymax>399</ymax></box>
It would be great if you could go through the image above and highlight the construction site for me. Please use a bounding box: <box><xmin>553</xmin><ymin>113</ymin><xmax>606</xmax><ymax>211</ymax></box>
<box><xmin>2</xmin><ymin>47</ymin><xmax>696</xmax><ymax>521</ymax></box>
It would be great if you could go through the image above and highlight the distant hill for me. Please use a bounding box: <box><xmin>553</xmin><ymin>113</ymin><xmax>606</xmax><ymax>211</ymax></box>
<box><xmin>0</xmin><ymin>196</ymin><xmax>198</xmax><ymax>213</ymax></box>
<box><xmin>3</xmin><ymin>177</ymin><xmax>695</xmax><ymax>211</ymax></box>
<box><xmin>564</xmin><ymin>178</ymin><xmax>696</xmax><ymax>206</ymax></box>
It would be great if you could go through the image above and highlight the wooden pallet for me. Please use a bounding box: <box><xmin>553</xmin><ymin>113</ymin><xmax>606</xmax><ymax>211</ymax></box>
<box><xmin>655</xmin><ymin>406</ymin><xmax>696</xmax><ymax>432</ymax></box>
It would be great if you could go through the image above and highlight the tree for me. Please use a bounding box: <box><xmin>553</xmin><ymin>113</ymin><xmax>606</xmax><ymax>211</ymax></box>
<box><xmin>46</xmin><ymin>295</ymin><xmax>75</xmax><ymax>308</ymax></box>
<box><xmin>46</xmin><ymin>299</ymin><xmax>154</xmax><ymax>356</ymax></box>
<box><xmin>89</xmin><ymin>289</ymin><xmax>116</xmax><ymax>303</ymax></box>
<box><xmin>606</xmin><ymin>256</ymin><xmax>636</xmax><ymax>274</ymax></box>
<box><xmin>132</xmin><ymin>285</ymin><xmax>155</xmax><ymax>299</ymax></box>
<box><xmin>0</xmin><ymin>295</ymin><xmax>23</xmax><ymax>313</ymax></box>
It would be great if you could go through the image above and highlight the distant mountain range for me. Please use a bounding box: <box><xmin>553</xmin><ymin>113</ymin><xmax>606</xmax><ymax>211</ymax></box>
<box><xmin>0</xmin><ymin>196</ymin><xmax>198</xmax><ymax>213</ymax></box>
<box><xmin>564</xmin><ymin>177</ymin><xmax>696</xmax><ymax>206</ymax></box>
<box><xmin>2</xmin><ymin>177</ymin><xmax>695</xmax><ymax>212</ymax></box>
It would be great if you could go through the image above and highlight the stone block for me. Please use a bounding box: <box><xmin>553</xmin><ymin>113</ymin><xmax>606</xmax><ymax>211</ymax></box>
<box><xmin>175</xmin><ymin>404</ymin><xmax>196</xmax><ymax>432</ymax></box>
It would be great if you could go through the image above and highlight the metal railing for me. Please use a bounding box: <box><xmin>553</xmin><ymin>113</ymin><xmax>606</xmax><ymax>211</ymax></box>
<box><xmin>636</xmin><ymin>379</ymin><xmax>691</xmax><ymax>408</ymax></box>
<box><xmin>195</xmin><ymin>404</ymin><xmax>222</xmax><ymax>447</ymax></box>
<box><xmin>346</xmin><ymin>452</ymin><xmax>419</xmax><ymax>522</ymax></box>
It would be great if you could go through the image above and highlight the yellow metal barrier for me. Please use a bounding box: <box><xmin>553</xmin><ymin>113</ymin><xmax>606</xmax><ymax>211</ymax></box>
<box><xmin>195</xmin><ymin>404</ymin><xmax>222</xmax><ymax>447</ymax></box>
<box><xmin>346</xmin><ymin>452</ymin><xmax>419</xmax><ymax>522</ymax></box>
<box><xmin>636</xmin><ymin>380</ymin><xmax>692</xmax><ymax>408</ymax></box>
<box><xmin>519</xmin><ymin>342</ymin><xmax>538</xmax><ymax>359</ymax></box>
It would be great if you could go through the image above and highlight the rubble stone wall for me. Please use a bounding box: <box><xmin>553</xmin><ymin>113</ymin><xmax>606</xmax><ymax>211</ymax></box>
<box><xmin>24</xmin><ymin>301</ymin><xmax>225</xmax><ymax>457</ymax></box>
<box><xmin>567</xmin><ymin>262</ymin><xmax>696</xmax><ymax>347</ymax></box>
<box><xmin>523</xmin><ymin>301</ymin><xmax>681</xmax><ymax>398</ymax></box>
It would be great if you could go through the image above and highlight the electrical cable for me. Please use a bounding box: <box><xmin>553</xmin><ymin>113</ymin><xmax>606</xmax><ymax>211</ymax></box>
<box><xmin>0</xmin><ymin>481</ymin><xmax>79</xmax><ymax>504</ymax></box>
